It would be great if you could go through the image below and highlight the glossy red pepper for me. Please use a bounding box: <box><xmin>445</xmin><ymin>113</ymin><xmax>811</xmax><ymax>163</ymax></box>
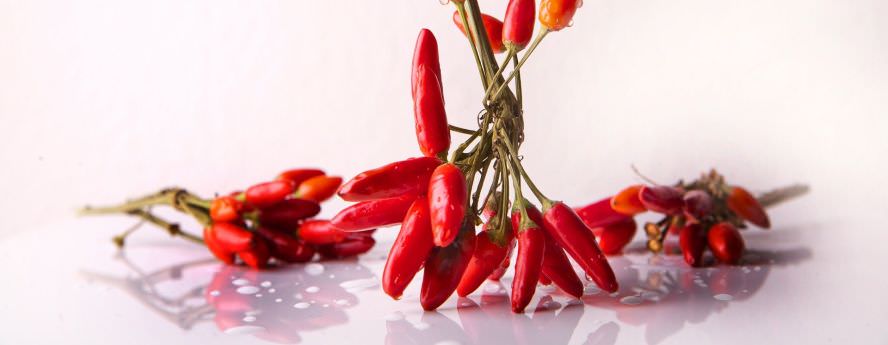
<box><xmin>542</xmin><ymin>202</ymin><xmax>618</xmax><ymax>292</ymax></box>
<box><xmin>245</xmin><ymin>180</ymin><xmax>295</xmax><ymax>208</ymax></box>
<box><xmin>452</xmin><ymin>11</ymin><xmax>506</xmax><ymax>54</ymax></box>
<box><xmin>338</xmin><ymin>157</ymin><xmax>441</xmax><ymax>202</ymax></box>
<box><xmin>317</xmin><ymin>234</ymin><xmax>376</xmax><ymax>259</ymax></box>
<box><xmin>296</xmin><ymin>175</ymin><xmax>342</xmax><ymax>202</ymax></box>
<box><xmin>678</xmin><ymin>223</ymin><xmax>706</xmax><ymax>267</ymax></box>
<box><xmin>590</xmin><ymin>217</ymin><xmax>637</xmax><ymax>255</ymax></box>
<box><xmin>526</xmin><ymin>205</ymin><xmax>583</xmax><ymax>298</ymax></box>
<box><xmin>420</xmin><ymin>224</ymin><xmax>475</xmax><ymax>310</ymax></box>
<box><xmin>577</xmin><ymin>197</ymin><xmax>635</xmax><ymax>228</ymax></box>
<box><xmin>727</xmin><ymin>186</ymin><xmax>770</xmax><ymax>228</ymax></box>
<box><xmin>412</xmin><ymin>29</ymin><xmax>442</xmax><ymax>96</ymax></box>
<box><xmin>297</xmin><ymin>219</ymin><xmax>346</xmax><ymax>245</ymax></box>
<box><xmin>539</xmin><ymin>0</ymin><xmax>580</xmax><ymax>32</ymax></box>
<box><xmin>539</xmin><ymin>273</ymin><xmax>552</xmax><ymax>285</ymax></box>
<box><xmin>204</xmin><ymin>226</ymin><xmax>235</xmax><ymax>264</ymax></box>
<box><xmin>276</xmin><ymin>168</ymin><xmax>324</xmax><ymax>186</ymax></box>
<box><xmin>456</xmin><ymin>217</ymin><xmax>513</xmax><ymax>297</ymax></box>
<box><xmin>257</xmin><ymin>198</ymin><xmax>321</xmax><ymax>228</ymax></box>
<box><xmin>503</xmin><ymin>0</ymin><xmax>536</xmax><ymax>51</ymax></box>
<box><xmin>210</xmin><ymin>196</ymin><xmax>242</xmax><ymax>223</ymax></box>
<box><xmin>708</xmin><ymin>222</ymin><xmax>745</xmax><ymax>265</ymax></box>
<box><xmin>413</xmin><ymin>64</ymin><xmax>450</xmax><ymax>158</ymax></box>
<box><xmin>682</xmin><ymin>190</ymin><xmax>713</xmax><ymax>223</ymax></box>
<box><xmin>610</xmin><ymin>185</ymin><xmax>646</xmax><ymax>215</ymax></box>
<box><xmin>238</xmin><ymin>238</ymin><xmax>270</xmax><ymax>269</ymax></box>
<box><xmin>382</xmin><ymin>196</ymin><xmax>436</xmax><ymax>299</ymax></box>
<box><xmin>428</xmin><ymin>163</ymin><xmax>468</xmax><ymax>247</ymax></box>
<box><xmin>331</xmin><ymin>195</ymin><xmax>414</xmax><ymax>232</ymax></box>
<box><xmin>638</xmin><ymin>185</ymin><xmax>684</xmax><ymax>215</ymax></box>
<box><xmin>256</xmin><ymin>227</ymin><xmax>316</xmax><ymax>263</ymax></box>
<box><xmin>510</xmin><ymin>209</ymin><xmax>546</xmax><ymax>313</ymax></box>
<box><xmin>487</xmin><ymin>239</ymin><xmax>516</xmax><ymax>281</ymax></box>
<box><xmin>210</xmin><ymin>223</ymin><xmax>254</xmax><ymax>252</ymax></box>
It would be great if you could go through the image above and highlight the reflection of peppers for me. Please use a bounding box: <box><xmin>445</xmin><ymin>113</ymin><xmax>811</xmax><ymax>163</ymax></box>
<box><xmin>510</xmin><ymin>209</ymin><xmax>545</xmax><ymax>313</ymax></box>
<box><xmin>428</xmin><ymin>163</ymin><xmax>467</xmax><ymax>247</ymax></box>
<box><xmin>210</xmin><ymin>196</ymin><xmax>242</xmax><ymax>222</ymax></box>
<box><xmin>503</xmin><ymin>0</ymin><xmax>536</xmax><ymax>51</ymax></box>
<box><xmin>295</xmin><ymin>175</ymin><xmax>342</xmax><ymax>202</ymax></box>
<box><xmin>457</xmin><ymin>211</ymin><xmax>513</xmax><ymax>297</ymax></box>
<box><xmin>421</xmin><ymin>223</ymin><xmax>475</xmax><ymax>310</ymax></box>
<box><xmin>539</xmin><ymin>0</ymin><xmax>580</xmax><ymax>32</ymax></box>
<box><xmin>245</xmin><ymin>180</ymin><xmax>295</xmax><ymax>208</ymax></box>
<box><xmin>542</xmin><ymin>202</ymin><xmax>618</xmax><ymax>292</ymax></box>
<box><xmin>331</xmin><ymin>195</ymin><xmax>414</xmax><ymax>232</ymax></box>
<box><xmin>276</xmin><ymin>168</ymin><xmax>324</xmax><ymax>186</ymax></box>
<box><xmin>257</xmin><ymin>198</ymin><xmax>321</xmax><ymax>228</ymax></box>
<box><xmin>678</xmin><ymin>223</ymin><xmax>706</xmax><ymax>267</ymax></box>
<box><xmin>297</xmin><ymin>219</ymin><xmax>346</xmax><ymax>245</ymax></box>
<box><xmin>383</xmin><ymin>196</ymin><xmax>435</xmax><ymax>299</ymax></box>
<box><xmin>452</xmin><ymin>11</ymin><xmax>506</xmax><ymax>54</ymax></box>
<box><xmin>727</xmin><ymin>186</ymin><xmax>770</xmax><ymax>228</ymax></box>
<box><xmin>708</xmin><ymin>222</ymin><xmax>745</xmax><ymax>264</ymax></box>
<box><xmin>338</xmin><ymin>157</ymin><xmax>441</xmax><ymax>202</ymax></box>
<box><xmin>526</xmin><ymin>205</ymin><xmax>583</xmax><ymax>298</ymax></box>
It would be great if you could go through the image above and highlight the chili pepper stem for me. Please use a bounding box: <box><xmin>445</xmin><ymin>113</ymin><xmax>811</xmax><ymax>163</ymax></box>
<box><xmin>492</xmin><ymin>28</ymin><xmax>548</xmax><ymax>101</ymax></box>
<box><xmin>482</xmin><ymin>49</ymin><xmax>517</xmax><ymax>103</ymax></box>
<box><xmin>79</xmin><ymin>189</ymin><xmax>182</xmax><ymax>216</ymax></box>
<box><xmin>497</xmin><ymin>127</ymin><xmax>551</xmax><ymax>207</ymax></box>
<box><xmin>123</xmin><ymin>209</ymin><xmax>205</xmax><ymax>246</ymax></box>
<box><xmin>514</xmin><ymin>56</ymin><xmax>523</xmax><ymax>108</ymax></box>
<box><xmin>454</xmin><ymin>2</ymin><xmax>489</xmax><ymax>89</ymax></box>
<box><xmin>448</xmin><ymin>124</ymin><xmax>477</xmax><ymax>135</ymax></box>
<box><xmin>756</xmin><ymin>184</ymin><xmax>810</xmax><ymax>208</ymax></box>
<box><xmin>464</xmin><ymin>0</ymin><xmax>499</xmax><ymax>79</ymax></box>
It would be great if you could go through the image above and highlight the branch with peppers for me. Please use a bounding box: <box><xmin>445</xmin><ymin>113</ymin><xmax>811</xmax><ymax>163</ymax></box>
<box><xmin>81</xmin><ymin>169</ymin><xmax>376</xmax><ymax>269</ymax></box>
<box><xmin>332</xmin><ymin>0</ymin><xmax>606</xmax><ymax>312</ymax></box>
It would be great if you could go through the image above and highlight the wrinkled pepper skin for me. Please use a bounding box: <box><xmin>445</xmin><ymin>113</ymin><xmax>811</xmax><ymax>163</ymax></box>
<box><xmin>727</xmin><ymin>186</ymin><xmax>770</xmax><ymax>228</ymax></box>
<box><xmin>257</xmin><ymin>198</ymin><xmax>321</xmax><ymax>228</ymax></box>
<box><xmin>420</xmin><ymin>224</ymin><xmax>476</xmax><ymax>311</ymax></box>
<box><xmin>245</xmin><ymin>180</ymin><xmax>295</xmax><ymax>208</ymax></box>
<box><xmin>413</xmin><ymin>64</ymin><xmax>451</xmax><ymax>158</ymax></box>
<box><xmin>338</xmin><ymin>157</ymin><xmax>441</xmax><ymax>202</ymax></box>
<box><xmin>708</xmin><ymin>222</ymin><xmax>745</xmax><ymax>265</ymax></box>
<box><xmin>539</xmin><ymin>0</ymin><xmax>580</xmax><ymax>31</ymax></box>
<box><xmin>526</xmin><ymin>206</ymin><xmax>583</xmax><ymax>298</ymax></box>
<box><xmin>510</xmin><ymin>210</ymin><xmax>546</xmax><ymax>313</ymax></box>
<box><xmin>331</xmin><ymin>195</ymin><xmax>415</xmax><ymax>232</ymax></box>
<box><xmin>542</xmin><ymin>202</ymin><xmax>618</xmax><ymax>293</ymax></box>
<box><xmin>382</xmin><ymin>196</ymin><xmax>436</xmax><ymax>299</ymax></box>
<box><xmin>678</xmin><ymin>223</ymin><xmax>706</xmax><ymax>267</ymax></box>
<box><xmin>503</xmin><ymin>0</ymin><xmax>536</xmax><ymax>50</ymax></box>
<box><xmin>452</xmin><ymin>11</ymin><xmax>506</xmax><ymax>54</ymax></box>
<box><xmin>428</xmin><ymin>163</ymin><xmax>467</xmax><ymax>247</ymax></box>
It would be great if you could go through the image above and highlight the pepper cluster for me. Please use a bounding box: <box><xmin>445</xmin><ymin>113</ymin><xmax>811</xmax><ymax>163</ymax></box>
<box><xmin>333</xmin><ymin>0</ymin><xmax>610</xmax><ymax>313</ymax></box>
<box><xmin>575</xmin><ymin>170</ymin><xmax>806</xmax><ymax>267</ymax></box>
<box><xmin>82</xmin><ymin>168</ymin><xmax>376</xmax><ymax>268</ymax></box>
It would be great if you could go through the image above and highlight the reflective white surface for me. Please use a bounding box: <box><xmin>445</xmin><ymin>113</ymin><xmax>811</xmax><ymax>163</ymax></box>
<box><xmin>2</xmin><ymin>202</ymin><xmax>884</xmax><ymax>344</ymax></box>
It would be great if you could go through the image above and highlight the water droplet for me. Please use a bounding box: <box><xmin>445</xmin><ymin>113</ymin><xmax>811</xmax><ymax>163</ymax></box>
<box><xmin>713</xmin><ymin>294</ymin><xmax>733</xmax><ymax>301</ymax></box>
<box><xmin>255</xmin><ymin>294</ymin><xmax>263</xmax><ymax>298</ymax></box>
<box><xmin>260</xmin><ymin>281</ymin><xmax>272</xmax><ymax>288</ymax></box>
<box><xmin>305</xmin><ymin>263</ymin><xmax>325</xmax><ymax>275</ymax></box>
<box><xmin>609</xmin><ymin>292</ymin><xmax>620</xmax><ymax>297</ymax></box>
<box><xmin>567</xmin><ymin>20</ymin><xmax>575</xmax><ymax>27</ymax></box>
<box><xmin>232</xmin><ymin>279</ymin><xmax>249</xmax><ymax>286</ymax></box>
<box><xmin>293</xmin><ymin>302</ymin><xmax>311</xmax><ymax>309</ymax></box>
<box><xmin>484</xmin><ymin>284</ymin><xmax>500</xmax><ymax>293</ymax></box>
<box><xmin>620</xmin><ymin>296</ymin><xmax>643</xmax><ymax>305</ymax></box>
<box><xmin>243</xmin><ymin>315</ymin><xmax>257</xmax><ymax>322</ymax></box>
<box><xmin>414</xmin><ymin>322</ymin><xmax>430</xmax><ymax>330</ymax></box>
<box><xmin>275</xmin><ymin>298</ymin><xmax>283</xmax><ymax>303</ymax></box>
<box><xmin>438</xmin><ymin>0</ymin><xmax>450</xmax><ymax>5</ymax></box>
<box><xmin>268</xmin><ymin>288</ymin><xmax>276</xmax><ymax>293</ymax></box>
<box><xmin>339</xmin><ymin>278</ymin><xmax>379</xmax><ymax>293</ymax></box>
<box><xmin>336</xmin><ymin>299</ymin><xmax>349</xmax><ymax>306</ymax></box>
<box><xmin>385</xmin><ymin>312</ymin><xmax>405</xmax><ymax>321</ymax></box>
<box><xmin>209</xmin><ymin>290</ymin><xmax>220</xmax><ymax>297</ymax></box>
<box><xmin>305</xmin><ymin>286</ymin><xmax>320</xmax><ymax>293</ymax></box>
<box><xmin>329</xmin><ymin>274</ymin><xmax>336</xmax><ymax>279</ymax></box>
<box><xmin>236</xmin><ymin>286</ymin><xmax>260</xmax><ymax>295</ymax></box>
<box><xmin>322</xmin><ymin>304</ymin><xmax>330</xmax><ymax>308</ymax></box>
<box><xmin>577</xmin><ymin>0</ymin><xmax>584</xmax><ymax>8</ymax></box>
<box><xmin>224</xmin><ymin>325</ymin><xmax>264</xmax><ymax>335</ymax></box>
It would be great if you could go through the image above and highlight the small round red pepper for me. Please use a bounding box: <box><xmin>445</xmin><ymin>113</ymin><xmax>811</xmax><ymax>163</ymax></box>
<box><xmin>539</xmin><ymin>0</ymin><xmax>580</xmax><ymax>32</ymax></box>
<box><xmin>245</xmin><ymin>180</ymin><xmax>295</xmax><ymax>208</ymax></box>
<box><xmin>708</xmin><ymin>222</ymin><xmax>745</xmax><ymax>265</ymax></box>
<box><xmin>727</xmin><ymin>186</ymin><xmax>770</xmax><ymax>228</ymax></box>
<box><xmin>210</xmin><ymin>196</ymin><xmax>242</xmax><ymax>223</ymax></box>
<box><xmin>296</xmin><ymin>175</ymin><xmax>342</xmax><ymax>202</ymax></box>
<box><xmin>428</xmin><ymin>163</ymin><xmax>468</xmax><ymax>247</ymax></box>
<box><xmin>338</xmin><ymin>156</ymin><xmax>441</xmax><ymax>202</ymax></box>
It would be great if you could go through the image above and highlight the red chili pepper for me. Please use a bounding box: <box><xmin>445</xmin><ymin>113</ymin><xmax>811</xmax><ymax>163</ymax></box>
<box><xmin>503</xmin><ymin>0</ymin><xmax>536</xmax><ymax>51</ymax></box>
<box><xmin>727</xmin><ymin>186</ymin><xmax>770</xmax><ymax>228</ymax></box>
<box><xmin>238</xmin><ymin>239</ymin><xmax>270</xmax><ymax>269</ymax></box>
<box><xmin>638</xmin><ymin>185</ymin><xmax>684</xmax><ymax>215</ymax></box>
<box><xmin>420</xmin><ymin>224</ymin><xmax>475</xmax><ymax>311</ymax></box>
<box><xmin>276</xmin><ymin>168</ymin><xmax>324</xmax><ymax>186</ymax></box>
<box><xmin>331</xmin><ymin>195</ymin><xmax>414</xmax><ymax>232</ymax></box>
<box><xmin>452</xmin><ymin>11</ymin><xmax>506</xmax><ymax>54</ymax></box>
<box><xmin>428</xmin><ymin>163</ymin><xmax>468</xmax><ymax>247</ymax></box>
<box><xmin>510</xmin><ymin>209</ymin><xmax>546</xmax><ymax>313</ymax></box>
<box><xmin>338</xmin><ymin>157</ymin><xmax>441</xmax><ymax>202</ymax></box>
<box><xmin>317</xmin><ymin>234</ymin><xmax>376</xmax><ymax>259</ymax></box>
<box><xmin>204</xmin><ymin>226</ymin><xmax>235</xmax><ymax>264</ymax></box>
<box><xmin>487</xmin><ymin>239</ymin><xmax>516</xmax><ymax>281</ymax></box>
<box><xmin>708</xmin><ymin>222</ymin><xmax>745</xmax><ymax>265</ymax></box>
<box><xmin>412</xmin><ymin>29</ymin><xmax>442</xmax><ymax>96</ymax></box>
<box><xmin>413</xmin><ymin>64</ymin><xmax>450</xmax><ymax>158</ymax></box>
<box><xmin>297</xmin><ymin>219</ymin><xmax>346</xmax><ymax>245</ymax></box>
<box><xmin>682</xmin><ymin>190</ymin><xmax>713</xmax><ymax>223</ymax></box>
<box><xmin>456</xmin><ymin>221</ymin><xmax>513</xmax><ymax>297</ymax></box>
<box><xmin>383</xmin><ymin>196</ymin><xmax>436</xmax><ymax>299</ymax></box>
<box><xmin>210</xmin><ymin>223</ymin><xmax>254</xmax><ymax>252</ymax></box>
<box><xmin>257</xmin><ymin>198</ymin><xmax>321</xmax><ymax>228</ymax></box>
<box><xmin>256</xmin><ymin>227</ymin><xmax>316</xmax><ymax>263</ymax></box>
<box><xmin>539</xmin><ymin>0</ymin><xmax>580</xmax><ymax>32</ymax></box>
<box><xmin>296</xmin><ymin>175</ymin><xmax>342</xmax><ymax>202</ymax></box>
<box><xmin>539</xmin><ymin>273</ymin><xmax>552</xmax><ymax>285</ymax></box>
<box><xmin>590</xmin><ymin>217</ymin><xmax>637</xmax><ymax>255</ymax></box>
<box><xmin>245</xmin><ymin>180</ymin><xmax>295</xmax><ymax>208</ymax></box>
<box><xmin>577</xmin><ymin>197</ymin><xmax>634</xmax><ymax>228</ymax></box>
<box><xmin>210</xmin><ymin>196</ymin><xmax>242</xmax><ymax>223</ymax></box>
<box><xmin>526</xmin><ymin>205</ymin><xmax>583</xmax><ymax>298</ymax></box>
<box><xmin>542</xmin><ymin>202</ymin><xmax>618</xmax><ymax>292</ymax></box>
<box><xmin>678</xmin><ymin>223</ymin><xmax>706</xmax><ymax>267</ymax></box>
<box><xmin>610</xmin><ymin>185</ymin><xmax>646</xmax><ymax>215</ymax></box>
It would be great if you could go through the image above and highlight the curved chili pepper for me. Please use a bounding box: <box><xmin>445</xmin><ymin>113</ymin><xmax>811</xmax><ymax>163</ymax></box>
<box><xmin>276</xmin><ymin>168</ymin><xmax>324</xmax><ymax>186</ymax></box>
<box><xmin>638</xmin><ymin>185</ymin><xmax>684</xmax><ymax>215</ymax></box>
<box><xmin>338</xmin><ymin>156</ymin><xmax>441</xmax><ymax>202</ymax></box>
<box><xmin>610</xmin><ymin>185</ymin><xmax>646</xmax><ymax>215</ymax></box>
<box><xmin>487</xmin><ymin>239</ymin><xmax>516</xmax><ymax>281</ymax></box>
<box><xmin>210</xmin><ymin>223</ymin><xmax>254</xmax><ymax>252</ymax></box>
<box><xmin>383</xmin><ymin>196</ymin><xmax>435</xmax><ymax>299</ymax></box>
<box><xmin>210</xmin><ymin>196</ymin><xmax>242</xmax><ymax>222</ymax></box>
<box><xmin>256</xmin><ymin>227</ymin><xmax>316</xmax><ymax>263</ymax></box>
<box><xmin>577</xmin><ymin>197</ymin><xmax>634</xmax><ymax>228</ymax></box>
<box><xmin>296</xmin><ymin>175</ymin><xmax>342</xmax><ymax>202</ymax></box>
<box><xmin>317</xmin><ymin>234</ymin><xmax>376</xmax><ymax>259</ymax></box>
<box><xmin>682</xmin><ymin>190</ymin><xmax>713</xmax><ymax>223</ymax></box>
<box><xmin>297</xmin><ymin>219</ymin><xmax>346</xmax><ymax>245</ymax></box>
<box><xmin>412</xmin><ymin>29</ymin><xmax>442</xmax><ymax>96</ymax></box>
<box><xmin>413</xmin><ymin>64</ymin><xmax>450</xmax><ymax>158</ymax></box>
<box><xmin>456</xmin><ymin>223</ymin><xmax>513</xmax><ymax>297</ymax></box>
<box><xmin>678</xmin><ymin>223</ymin><xmax>706</xmax><ymax>267</ymax></box>
<box><xmin>708</xmin><ymin>222</ymin><xmax>745</xmax><ymax>264</ymax></box>
<box><xmin>204</xmin><ymin>226</ymin><xmax>235</xmax><ymax>264</ymax></box>
<box><xmin>257</xmin><ymin>198</ymin><xmax>321</xmax><ymax>228</ymax></box>
<box><xmin>510</xmin><ymin>209</ymin><xmax>546</xmax><ymax>313</ymax></box>
<box><xmin>420</xmin><ymin>223</ymin><xmax>475</xmax><ymax>310</ymax></box>
<box><xmin>428</xmin><ymin>163</ymin><xmax>468</xmax><ymax>247</ymax></box>
<box><xmin>727</xmin><ymin>186</ymin><xmax>770</xmax><ymax>228</ymax></box>
<box><xmin>542</xmin><ymin>202</ymin><xmax>618</xmax><ymax>292</ymax></box>
<box><xmin>452</xmin><ymin>11</ymin><xmax>506</xmax><ymax>54</ymax></box>
<box><xmin>331</xmin><ymin>195</ymin><xmax>414</xmax><ymax>232</ymax></box>
<box><xmin>238</xmin><ymin>239</ymin><xmax>270</xmax><ymax>269</ymax></box>
<box><xmin>245</xmin><ymin>180</ymin><xmax>295</xmax><ymax>208</ymax></box>
<box><xmin>526</xmin><ymin>205</ymin><xmax>583</xmax><ymax>298</ymax></box>
<box><xmin>503</xmin><ymin>0</ymin><xmax>536</xmax><ymax>51</ymax></box>
<box><xmin>590</xmin><ymin>217</ymin><xmax>637</xmax><ymax>255</ymax></box>
<box><xmin>539</xmin><ymin>0</ymin><xmax>580</xmax><ymax>32</ymax></box>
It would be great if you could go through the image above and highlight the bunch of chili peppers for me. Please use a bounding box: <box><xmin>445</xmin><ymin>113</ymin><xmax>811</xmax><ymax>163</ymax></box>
<box><xmin>575</xmin><ymin>170</ymin><xmax>808</xmax><ymax>266</ymax></box>
<box><xmin>81</xmin><ymin>168</ymin><xmax>376</xmax><ymax>268</ymax></box>
<box><xmin>332</xmin><ymin>0</ymin><xmax>611</xmax><ymax>313</ymax></box>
